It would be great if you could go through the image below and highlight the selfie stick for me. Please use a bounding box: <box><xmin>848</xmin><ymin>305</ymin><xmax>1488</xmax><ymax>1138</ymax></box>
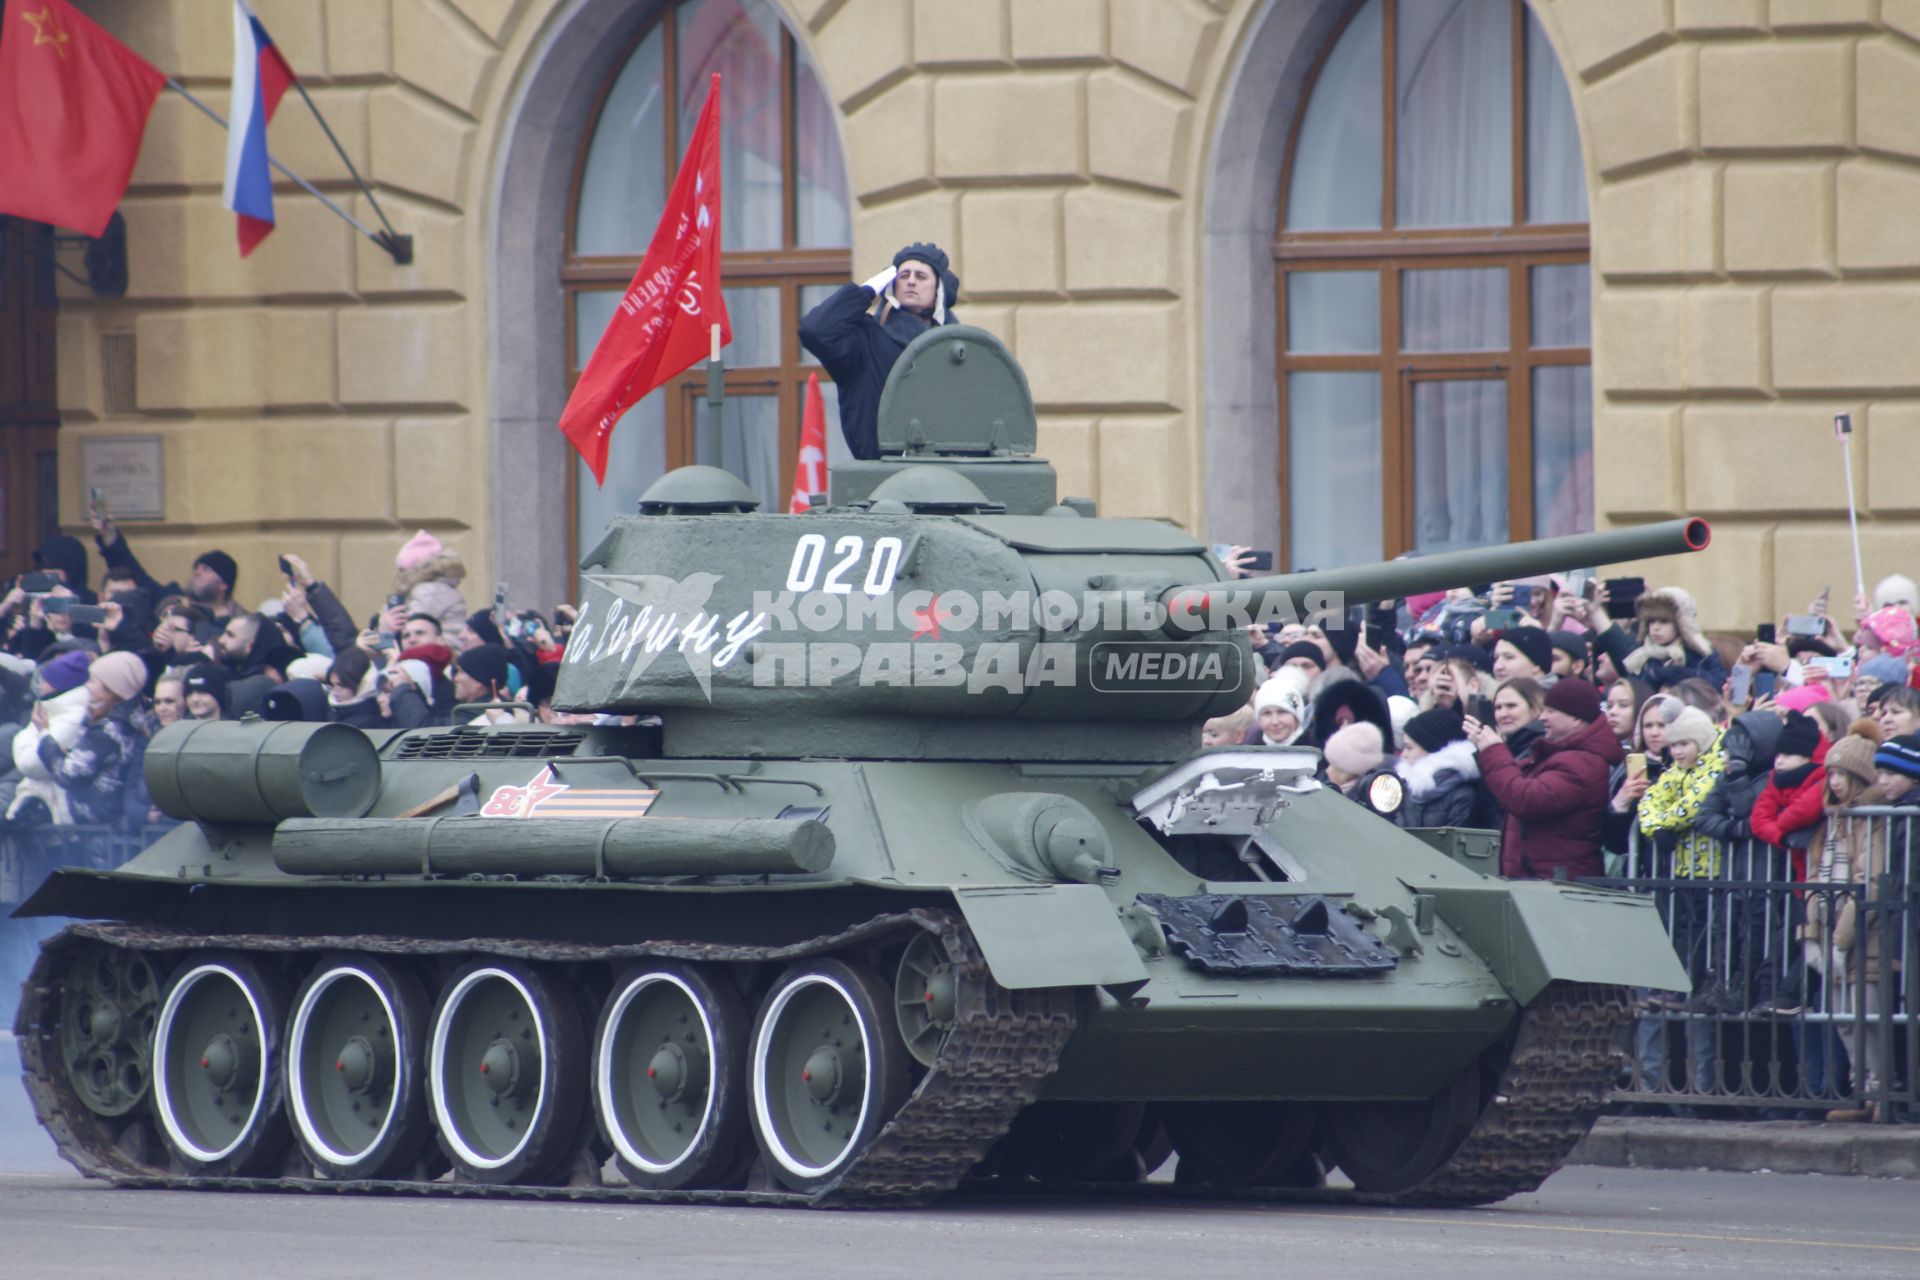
<box><xmin>1837</xmin><ymin>414</ymin><xmax>1866</xmax><ymax>600</ymax></box>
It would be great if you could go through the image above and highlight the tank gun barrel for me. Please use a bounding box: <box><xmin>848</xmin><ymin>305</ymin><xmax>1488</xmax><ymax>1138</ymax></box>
<box><xmin>1163</xmin><ymin>518</ymin><xmax>1711</xmax><ymax>625</ymax></box>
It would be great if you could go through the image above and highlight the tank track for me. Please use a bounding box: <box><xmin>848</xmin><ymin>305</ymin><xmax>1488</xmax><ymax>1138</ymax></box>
<box><xmin>18</xmin><ymin>918</ymin><xmax>1623</xmax><ymax>1210</ymax></box>
<box><xmin>1367</xmin><ymin>980</ymin><xmax>1633</xmax><ymax>1207</ymax></box>
<box><xmin>12</xmin><ymin>911</ymin><xmax>1078</xmax><ymax>1208</ymax></box>
<box><xmin>987</xmin><ymin>980</ymin><xmax>1631</xmax><ymax>1209</ymax></box>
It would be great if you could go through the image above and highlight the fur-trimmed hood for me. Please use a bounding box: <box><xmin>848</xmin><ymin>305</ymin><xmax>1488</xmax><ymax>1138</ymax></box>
<box><xmin>394</xmin><ymin>550</ymin><xmax>466</xmax><ymax>594</ymax></box>
<box><xmin>1635</xmin><ymin>586</ymin><xmax>1710</xmax><ymax>656</ymax></box>
<box><xmin>1397</xmin><ymin>738</ymin><xmax>1481</xmax><ymax>799</ymax></box>
<box><xmin>1308</xmin><ymin>673</ymin><xmax>1393</xmax><ymax>750</ymax></box>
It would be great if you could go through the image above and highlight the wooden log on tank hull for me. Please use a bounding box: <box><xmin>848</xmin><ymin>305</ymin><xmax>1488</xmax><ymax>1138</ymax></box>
<box><xmin>272</xmin><ymin>816</ymin><xmax>835</xmax><ymax>878</ymax></box>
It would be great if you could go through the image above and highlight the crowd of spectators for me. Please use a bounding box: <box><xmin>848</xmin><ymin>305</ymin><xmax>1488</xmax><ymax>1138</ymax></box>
<box><xmin>0</xmin><ymin>515</ymin><xmax>582</xmax><ymax>836</ymax></box>
<box><xmin>1202</xmin><ymin>560</ymin><xmax>1919</xmax><ymax>1120</ymax></box>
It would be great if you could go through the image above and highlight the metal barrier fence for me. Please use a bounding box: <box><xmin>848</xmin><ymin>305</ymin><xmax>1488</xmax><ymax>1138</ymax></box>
<box><xmin>1589</xmin><ymin>809</ymin><xmax>1918</xmax><ymax>1122</ymax></box>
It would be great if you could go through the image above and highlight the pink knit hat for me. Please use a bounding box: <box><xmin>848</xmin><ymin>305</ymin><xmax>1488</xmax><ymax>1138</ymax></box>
<box><xmin>1863</xmin><ymin>605</ymin><xmax>1917</xmax><ymax>658</ymax></box>
<box><xmin>1324</xmin><ymin>721</ymin><xmax>1386</xmax><ymax>777</ymax></box>
<box><xmin>395</xmin><ymin>529</ymin><xmax>444</xmax><ymax>573</ymax></box>
<box><xmin>1775</xmin><ymin>684</ymin><xmax>1832</xmax><ymax>712</ymax></box>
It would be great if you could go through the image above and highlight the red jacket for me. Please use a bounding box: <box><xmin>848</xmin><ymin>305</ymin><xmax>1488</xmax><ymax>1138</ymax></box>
<box><xmin>1479</xmin><ymin>715</ymin><xmax>1623</xmax><ymax>881</ymax></box>
<box><xmin>1749</xmin><ymin>737</ymin><xmax>1830</xmax><ymax>880</ymax></box>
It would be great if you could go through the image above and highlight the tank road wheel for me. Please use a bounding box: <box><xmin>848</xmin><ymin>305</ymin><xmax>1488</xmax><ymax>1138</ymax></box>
<box><xmin>150</xmin><ymin>952</ymin><xmax>292</xmax><ymax>1175</ymax></box>
<box><xmin>593</xmin><ymin>963</ymin><xmax>751</xmax><ymax>1189</ymax></box>
<box><xmin>428</xmin><ymin>958</ymin><xmax>586</xmax><ymax>1185</ymax></box>
<box><xmin>748</xmin><ymin>960</ymin><xmax>910</xmax><ymax>1194</ymax></box>
<box><xmin>1321</xmin><ymin>1063</ymin><xmax>1482</xmax><ymax>1193</ymax></box>
<box><xmin>57</xmin><ymin>944</ymin><xmax>161</xmax><ymax>1118</ymax></box>
<box><xmin>286</xmin><ymin>956</ymin><xmax>433</xmax><ymax>1179</ymax></box>
<box><xmin>1162</xmin><ymin>1102</ymin><xmax>1323</xmax><ymax>1188</ymax></box>
<box><xmin>893</xmin><ymin>931</ymin><xmax>958</xmax><ymax>1067</ymax></box>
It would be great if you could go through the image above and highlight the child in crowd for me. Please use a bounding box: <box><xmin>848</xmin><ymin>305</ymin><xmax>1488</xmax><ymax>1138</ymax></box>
<box><xmin>1394</xmin><ymin>707</ymin><xmax>1489</xmax><ymax>829</ymax></box>
<box><xmin>1745</xmin><ymin>711</ymin><xmax>1830</xmax><ymax>1018</ymax></box>
<box><xmin>1625</xmin><ymin>588</ymin><xmax>1728</xmax><ymax>691</ymax></box>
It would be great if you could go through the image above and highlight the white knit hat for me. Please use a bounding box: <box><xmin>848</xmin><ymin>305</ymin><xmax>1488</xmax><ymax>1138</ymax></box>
<box><xmin>1387</xmin><ymin>694</ymin><xmax>1417</xmax><ymax>749</ymax></box>
<box><xmin>1874</xmin><ymin>573</ymin><xmax>1919</xmax><ymax>611</ymax></box>
<box><xmin>1253</xmin><ymin>670</ymin><xmax>1309</xmax><ymax>718</ymax></box>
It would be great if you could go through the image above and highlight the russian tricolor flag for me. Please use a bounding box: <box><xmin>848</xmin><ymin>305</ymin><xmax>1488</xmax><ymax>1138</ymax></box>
<box><xmin>221</xmin><ymin>1</ymin><xmax>295</xmax><ymax>257</ymax></box>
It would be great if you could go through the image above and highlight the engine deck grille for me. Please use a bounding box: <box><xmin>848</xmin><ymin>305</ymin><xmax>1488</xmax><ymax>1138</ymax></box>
<box><xmin>392</xmin><ymin>729</ymin><xmax>585</xmax><ymax>761</ymax></box>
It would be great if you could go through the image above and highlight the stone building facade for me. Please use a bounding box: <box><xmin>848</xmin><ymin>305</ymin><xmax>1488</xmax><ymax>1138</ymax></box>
<box><xmin>35</xmin><ymin>0</ymin><xmax>1920</xmax><ymax>628</ymax></box>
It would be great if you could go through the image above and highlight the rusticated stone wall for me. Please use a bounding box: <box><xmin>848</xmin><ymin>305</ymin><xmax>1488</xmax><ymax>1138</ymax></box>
<box><xmin>50</xmin><ymin>0</ymin><xmax>1920</xmax><ymax>627</ymax></box>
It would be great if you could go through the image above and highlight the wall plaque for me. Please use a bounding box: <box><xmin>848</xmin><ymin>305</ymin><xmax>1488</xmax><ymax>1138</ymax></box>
<box><xmin>82</xmin><ymin>434</ymin><xmax>165</xmax><ymax>521</ymax></box>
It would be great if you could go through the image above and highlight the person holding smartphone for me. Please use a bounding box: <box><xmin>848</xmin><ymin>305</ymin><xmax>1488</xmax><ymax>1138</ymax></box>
<box><xmin>1463</xmin><ymin>676</ymin><xmax>1620</xmax><ymax>882</ymax></box>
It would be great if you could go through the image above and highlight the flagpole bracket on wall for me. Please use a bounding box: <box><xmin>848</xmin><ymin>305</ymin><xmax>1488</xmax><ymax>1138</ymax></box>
<box><xmin>374</xmin><ymin>231</ymin><xmax>413</xmax><ymax>266</ymax></box>
<box><xmin>43</xmin><ymin>213</ymin><xmax>129</xmax><ymax>298</ymax></box>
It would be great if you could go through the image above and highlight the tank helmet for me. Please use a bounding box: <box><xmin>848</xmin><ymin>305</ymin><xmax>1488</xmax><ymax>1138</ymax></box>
<box><xmin>893</xmin><ymin>241</ymin><xmax>950</xmax><ymax>279</ymax></box>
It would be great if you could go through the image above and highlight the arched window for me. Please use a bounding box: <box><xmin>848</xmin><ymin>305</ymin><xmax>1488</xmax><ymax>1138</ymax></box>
<box><xmin>1276</xmin><ymin>0</ymin><xmax>1589</xmax><ymax>570</ymax></box>
<box><xmin>565</xmin><ymin>0</ymin><xmax>851</xmax><ymax>558</ymax></box>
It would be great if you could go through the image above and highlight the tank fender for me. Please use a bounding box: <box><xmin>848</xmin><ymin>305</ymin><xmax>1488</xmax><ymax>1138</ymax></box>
<box><xmin>954</xmin><ymin>885</ymin><xmax>1149</xmax><ymax>991</ymax></box>
<box><xmin>1422</xmin><ymin>881</ymin><xmax>1689</xmax><ymax>1006</ymax></box>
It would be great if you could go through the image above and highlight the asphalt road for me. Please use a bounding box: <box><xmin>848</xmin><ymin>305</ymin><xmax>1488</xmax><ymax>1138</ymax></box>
<box><xmin>4</xmin><ymin>1036</ymin><xmax>1915</xmax><ymax>1280</ymax></box>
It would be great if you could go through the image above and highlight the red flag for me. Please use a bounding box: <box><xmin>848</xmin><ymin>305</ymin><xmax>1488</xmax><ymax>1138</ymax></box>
<box><xmin>560</xmin><ymin>73</ymin><xmax>731</xmax><ymax>486</ymax></box>
<box><xmin>0</xmin><ymin>0</ymin><xmax>165</xmax><ymax>237</ymax></box>
<box><xmin>789</xmin><ymin>372</ymin><xmax>828</xmax><ymax>512</ymax></box>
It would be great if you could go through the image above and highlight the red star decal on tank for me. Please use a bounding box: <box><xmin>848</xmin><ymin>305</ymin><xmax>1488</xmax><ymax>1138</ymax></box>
<box><xmin>910</xmin><ymin>594</ymin><xmax>958</xmax><ymax>641</ymax></box>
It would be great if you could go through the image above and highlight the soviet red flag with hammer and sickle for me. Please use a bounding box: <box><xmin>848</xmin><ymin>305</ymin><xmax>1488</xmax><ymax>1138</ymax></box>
<box><xmin>0</xmin><ymin>0</ymin><xmax>166</xmax><ymax>237</ymax></box>
<box><xmin>560</xmin><ymin>73</ymin><xmax>731</xmax><ymax>486</ymax></box>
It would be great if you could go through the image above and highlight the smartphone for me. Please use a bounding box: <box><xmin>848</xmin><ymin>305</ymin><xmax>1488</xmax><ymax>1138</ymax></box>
<box><xmin>493</xmin><ymin>583</ymin><xmax>509</xmax><ymax>616</ymax></box>
<box><xmin>19</xmin><ymin>572</ymin><xmax>58</xmax><ymax>594</ymax></box>
<box><xmin>385</xmin><ymin>592</ymin><xmax>406</xmax><ymax>611</ymax></box>
<box><xmin>1755</xmin><ymin>670</ymin><xmax>1777</xmax><ymax>698</ymax></box>
<box><xmin>1564</xmin><ymin>569</ymin><xmax>1591</xmax><ymax>601</ymax></box>
<box><xmin>1756</xmin><ymin>623</ymin><xmax>1777</xmax><ymax>644</ymax></box>
<box><xmin>278</xmin><ymin>556</ymin><xmax>295</xmax><ymax>580</ymax></box>
<box><xmin>87</xmin><ymin>486</ymin><xmax>106</xmax><ymax>517</ymax></box>
<box><xmin>1484</xmin><ymin>607</ymin><xmax>1523</xmax><ymax>631</ymax></box>
<box><xmin>67</xmin><ymin>604</ymin><xmax>109</xmax><ymax>626</ymax></box>
<box><xmin>1809</xmin><ymin>655</ymin><xmax>1854</xmax><ymax>680</ymax></box>
<box><xmin>1601</xmin><ymin>577</ymin><xmax>1645</xmax><ymax>620</ymax></box>
<box><xmin>1813</xmin><ymin>584</ymin><xmax>1831</xmax><ymax>616</ymax></box>
<box><xmin>1625</xmin><ymin>752</ymin><xmax>1648</xmax><ymax>782</ymax></box>
<box><xmin>1728</xmin><ymin>664</ymin><xmax>1753</xmax><ymax>706</ymax></box>
<box><xmin>40</xmin><ymin>596</ymin><xmax>70</xmax><ymax>615</ymax></box>
<box><xmin>1242</xmin><ymin>550</ymin><xmax>1274</xmax><ymax>572</ymax></box>
<box><xmin>1785</xmin><ymin>614</ymin><xmax>1826</xmax><ymax>637</ymax></box>
<box><xmin>1467</xmin><ymin>695</ymin><xmax>1496</xmax><ymax>725</ymax></box>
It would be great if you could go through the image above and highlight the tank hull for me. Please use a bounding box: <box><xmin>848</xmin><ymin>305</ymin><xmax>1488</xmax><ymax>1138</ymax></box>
<box><xmin>15</xmin><ymin>733</ymin><xmax>1676</xmax><ymax>1204</ymax></box>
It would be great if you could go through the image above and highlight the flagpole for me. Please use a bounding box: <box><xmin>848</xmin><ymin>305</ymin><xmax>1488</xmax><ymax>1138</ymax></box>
<box><xmin>706</xmin><ymin>323</ymin><xmax>726</xmax><ymax>475</ymax></box>
<box><xmin>1838</xmin><ymin>414</ymin><xmax>1866</xmax><ymax>600</ymax></box>
<box><xmin>285</xmin><ymin>80</ymin><xmax>410</xmax><ymax>261</ymax></box>
<box><xmin>165</xmin><ymin>79</ymin><xmax>410</xmax><ymax>263</ymax></box>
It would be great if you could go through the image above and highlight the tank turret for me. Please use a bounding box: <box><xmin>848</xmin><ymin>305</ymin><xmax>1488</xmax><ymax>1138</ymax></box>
<box><xmin>555</xmin><ymin>327</ymin><xmax>1710</xmax><ymax>761</ymax></box>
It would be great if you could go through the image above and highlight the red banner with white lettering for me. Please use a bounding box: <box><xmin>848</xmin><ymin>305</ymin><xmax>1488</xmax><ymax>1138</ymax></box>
<box><xmin>560</xmin><ymin>73</ymin><xmax>731</xmax><ymax>485</ymax></box>
<box><xmin>788</xmin><ymin>372</ymin><xmax>827</xmax><ymax>512</ymax></box>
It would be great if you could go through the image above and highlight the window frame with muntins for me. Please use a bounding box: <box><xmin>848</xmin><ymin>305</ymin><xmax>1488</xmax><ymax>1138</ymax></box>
<box><xmin>1275</xmin><ymin>0</ymin><xmax>1593</xmax><ymax>570</ymax></box>
<box><xmin>562</xmin><ymin>0</ymin><xmax>852</xmax><ymax>572</ymax></box>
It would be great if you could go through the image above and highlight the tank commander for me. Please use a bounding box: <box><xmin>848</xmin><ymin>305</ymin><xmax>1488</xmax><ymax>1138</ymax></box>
<box><xmin>799</xmin><ymin>242</ymin><xmax>961</xmax><ymax>460</ymax></box>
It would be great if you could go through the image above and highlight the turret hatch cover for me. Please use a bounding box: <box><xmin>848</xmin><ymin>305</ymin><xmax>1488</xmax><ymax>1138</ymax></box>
<box><xmin>876</xmin><ymin>325</ymin><xmax>1038</xmax><ymax>456</ymax></box>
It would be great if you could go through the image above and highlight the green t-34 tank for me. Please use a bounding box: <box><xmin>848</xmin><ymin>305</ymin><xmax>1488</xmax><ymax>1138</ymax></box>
<box><xmin>14</xmin><ymin>326</ymin><xmax>1706</xmax><ymax>1207</ymax></box>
